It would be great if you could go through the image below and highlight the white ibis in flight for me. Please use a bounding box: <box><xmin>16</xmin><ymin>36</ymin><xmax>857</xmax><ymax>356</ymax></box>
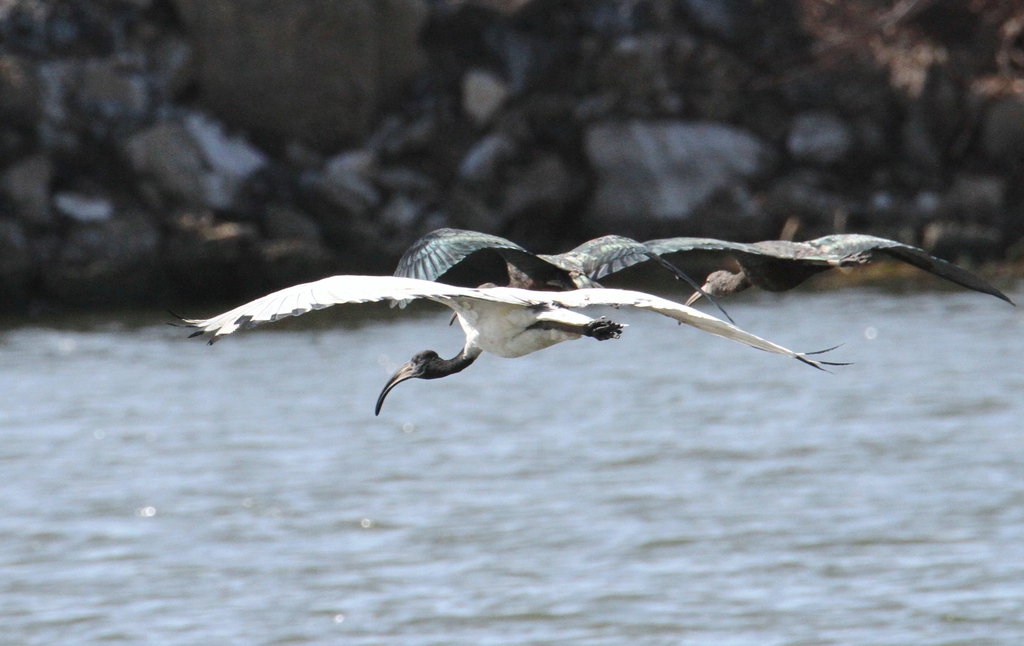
<box><xmin>180</xmin><ymin>275</ymin><xmax>842</xmax><ymax>415</ymax></box>
<box><xmin>640</xmin><ymin>234</ymin><xmax>1014</xmax><ymax>306</ymax></box>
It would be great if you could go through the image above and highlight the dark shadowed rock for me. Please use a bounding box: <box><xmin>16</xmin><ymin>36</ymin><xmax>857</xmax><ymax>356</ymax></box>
<box><xmin>500</xmin><ymin>153</ymin><xmax>577</xmax><ymax>220</ymax></box>
<box><xmin>124</xmin><ymin>121</ymin><xmax>206</xmax><ymax>207</ymax></box>
<box><xmin>901</xmin><ymin>65</ymin><xmax>965</xmax><ymax>174</ymax></box>
<box><xmin>172</xmin><ymin>0</ymin><xmax>429</xmax><ymax>149</ymax></box>
<box><xmin>444</xmin><ymin>187</ymin><xmax>505</xmax><ymax>234</ymax></box>
<box><xmin>938</xmin><ymin>174</ymin><xmax>1006</xmax><ymax>224</ymax></box>
<box><xmin>375</xmin><ymin>166</ymin><xmax>439</xmax><ymax>201</ymax></box>
<box><xmin>595</xmin><ymin>35</ymin><xmax>670</xmax><ymax>111</ymax></box>
<box><xmin>76</xmin><ymin>59</ymin><xmax>150</xmax><ymax>121</ymax></box>
<box><xmin>263</xmin><ymin>204</ymin><xmax>325</xmax><ymax>246</ymax></box>
<box><xmin>149</xmin><ymin>35</ymin><xmax>195</xmax><ymax>100</ymax></box>
<box><xmin>0</xmin><ymin>219</ymin><xmax>35</xmax><ymax>307</ymax></box>
<box><xmin>1</xmin><ymin>152</ymin><xmax>53</xmax><ymax>226</ymax></box>
<box><xmin>981</xmin><ymin>97</ymin><xmax>1024</xmax><ymax>165</ymax></box>
<box><xmin>258</xmin><ymin>205</ymin><xmax>335</xmax><ymax>288</ymax></box>
<box><xmin>163</xmin><ymin>211</ymin><xmax>260</xmax><ymax>300</ymax></box>
<box><xmin>41</xmin><ymin>214</ymin><xmax>161</xmax><ymax>306</ymax></box>
<box><xmin>0</xmin><ymin>55</ymin><xmax>42</xmax><ymax>127</ymax></box>
<box><xmin>763</xmin><ymin>171</ymin><xmax>859</xmax><ymax>231</ymax></box>
<box><xmin>922</xmin><ymin>220</ymin><xmax>1003</xmax><ymax>262</ymax></box>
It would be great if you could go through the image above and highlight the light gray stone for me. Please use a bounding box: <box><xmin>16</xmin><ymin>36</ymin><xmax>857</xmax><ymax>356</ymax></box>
<box><xmin>787</xmin><ymin>111</ymin><xmax>853</xmax><ymax>166</ymax></box>
<box><xmin>585</xmin><ymin>120</ymin><xmax>773</xmax><ymax>223</ymax></box>
<box><xmin>54</xmin><ymin>192</ymin><xmax>115</xmax><ymax>222</ymax></box>
<box><xmin>462</xmin><ymin>69</ymin><xmax>509</xmax><ymax>126</ymax></box>
<box><xmin>125</xmin><ymin>113</ymin><xmax>267</xmax><ymax>209</ymax></box>
<box><xmin>183</xmin><ymin>112</ymin><xmax>268</xmax><ymax>208</ymax></box>
<box><xmin>458</xmin><ymin>134</ymin><xmax>516</xmax><ymax>183</ymax></box>
<box><xmin>320</xmin><ymin>149</ymin><xmax>382</xmax><ymax>214</ymax></box>
<box><xmin>375</xmin><ymin>166</ymin><xmax>437</xmax><ymax>198</ymax></box>
<box><xmin>379</xmin><ymin>194</ymin><xmax>421</xmax><ymax>229</ymax></box>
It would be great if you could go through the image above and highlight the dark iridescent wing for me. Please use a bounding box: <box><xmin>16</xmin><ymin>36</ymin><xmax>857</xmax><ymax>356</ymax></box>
<box><xmin>805</xmin><ymin>234</ymin><xmax>1013</xmax><ymax>303</ymax></box>
<box><xmin>643</xmin><ymin>237</ymin><xmax>766</xmax><ymax>258</ymax></box>
<box><xmin>394</xmin><ymin>228</ymin><xmax>530</xmax><ymax>282</ymax></box>
<box><xmin>551</xmin><ymin>235</ymin><xmax>654</xmax><ymax>281</ymax></box>
<box><xmin>566</xmin><ymin>235</ymin><xmax>736</xmax><ymax>321</ymax></box>
<box><xmin>647</xmin><ymin>237</ymin><xmax>833</xmax><ymax>293</ymax></box>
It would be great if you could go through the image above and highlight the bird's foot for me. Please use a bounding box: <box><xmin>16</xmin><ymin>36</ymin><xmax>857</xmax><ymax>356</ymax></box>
<box><xmin>586</xmin><ymin>317</ymin><xmax>624</xmax><ymax>341</ymax></box>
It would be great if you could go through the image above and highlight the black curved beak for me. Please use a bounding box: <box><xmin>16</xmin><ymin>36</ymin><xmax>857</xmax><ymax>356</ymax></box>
<box><xmin>375</xmin><ymin>361</ymin><xmax>421</xmax><ymax>416</ymax></box>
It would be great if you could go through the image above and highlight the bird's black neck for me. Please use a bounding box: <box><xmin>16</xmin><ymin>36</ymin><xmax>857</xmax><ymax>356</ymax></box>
<box><xmin>422</xmin><ymin>347</ymin><xmax>480</xmax><ymax>380</ymax></box>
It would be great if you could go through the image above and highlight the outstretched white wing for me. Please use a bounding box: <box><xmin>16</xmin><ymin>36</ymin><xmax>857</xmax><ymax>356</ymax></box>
<box><xmin>498</xmin><ymin>286</ymin><xmax>840</xmax><ymax>369</ymax></box>
<box><xmin>181</xmin><ymin>275</ymin><xmax>520</xmax><ymax>342</ymax></box>
<box><xmin>180</xmin><ymin>275</ymin><xmax>838</xmax><ymax>370</ymax></box>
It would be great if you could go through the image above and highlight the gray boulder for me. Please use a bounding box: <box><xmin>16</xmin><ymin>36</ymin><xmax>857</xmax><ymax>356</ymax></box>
<box><xmin>981</xmin><ymin>97</ymin><xmax>1024</xmax><ymax>165</ymax></box>
<box><xmin>1</xmin><ymin>153</ymin><xmax>53</xmax><ymax>226</ymax></box>
<box><xmin>76</xmin><ymin>59</ymin><xmax>150</xmax><ymax>121</ymax></box>
<box><xmin>787</xmin><ymin>111</ymin><xmax>853</xmax><ymax>166</ymax></box>
<box><xmin>0</xmin><ymin>219</ymin><xmax>35</xmax><ymax>306</ymax></box>
<box><xmin>124</xmin><ymin>113</ymin><xmax>267</xmax><ymax>209</ymax></box>
<box><xmin>462</xmin><ymin>69</ymin><xmax>510</xmax><ymax>126</ymax></box>
<box><xmin>53</xmin><ymin>192</ymin><xmax>115</xmax><ymax>223</ymax></box>
<box><xmin>172</xmin><ymin>0</ymin><xmax>429</xmax><ymax>149</ymax></box>
<box><xmin>584</xmin><ymin>120</ymin><xmax>774</xmax><ymax>227</ymax></box>
<box><xmin>41</xmin><ymin>214</ymin><xmax>162</xmax><ymax>305</ymax></box>
<box><xmin>0</xmin><ymin>54</ymin><xmax>42</xmax><ymax>127</ymax></box>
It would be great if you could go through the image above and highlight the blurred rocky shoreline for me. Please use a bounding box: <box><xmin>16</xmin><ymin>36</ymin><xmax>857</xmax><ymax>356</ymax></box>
<box><xmin>1</xmin><ymin>0</ymin><xmax>1022</xmax><ymax>311</ymax></box>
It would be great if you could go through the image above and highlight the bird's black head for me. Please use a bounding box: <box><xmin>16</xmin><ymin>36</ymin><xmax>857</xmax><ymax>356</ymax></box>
<box><xmin>685</xmin><ymin>270</ymin><xmax>751</xmax><ymax>305</ymax></box>
<box><xmin>375</xmin><ymin>348</ymin><xmax>479</xmax><ymax>416</ymax></box>
<box><xmin>375</xmin><ymin>350</ymin><xmax>440</xmax><ymax>416</ymax></box>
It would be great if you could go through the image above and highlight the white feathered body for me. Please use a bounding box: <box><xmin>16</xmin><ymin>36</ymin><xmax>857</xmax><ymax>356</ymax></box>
<box><xmin>451</xmin><ymin>298</ymin><xmax>596</xmax><ymax>358</ymax></box>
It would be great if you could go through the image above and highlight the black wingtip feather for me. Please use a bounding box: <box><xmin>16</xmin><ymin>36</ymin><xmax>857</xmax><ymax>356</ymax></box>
<box><xmin>796</xmin><ymin>344</ymin><xmax>851</xmax><ymax>372</ymax></box>
<box><xmin>804</xmin><ymin>344</ymin><xmax>844</xmax><ymax>356</ymax></box>
<box><xmin>645</xmin><ymin>251</ymin><xmax>736</xmax><ymax>324</ymax></box>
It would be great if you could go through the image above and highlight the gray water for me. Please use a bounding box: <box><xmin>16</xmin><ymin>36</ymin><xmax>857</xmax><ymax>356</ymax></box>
<box><xmin>1</xmin><ymin>285</ymin><xmax>1022</xmax><ymax>645</ymax></box>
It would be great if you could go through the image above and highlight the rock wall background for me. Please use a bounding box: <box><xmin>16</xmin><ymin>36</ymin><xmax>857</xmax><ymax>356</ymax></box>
<box><xmin>0</xmin><ymin>0</ymin><xmax>1022</xmax><ymax>310</ymax></box>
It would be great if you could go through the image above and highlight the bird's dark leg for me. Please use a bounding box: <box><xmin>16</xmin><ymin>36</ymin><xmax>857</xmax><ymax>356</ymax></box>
<box><xmin>585</xmin><ymin>317</ymin><xmax>624</xmax><ymax>340</ymax></box>
<box><xmin>528</xmin><ymin>317</ymin><xmax>624</xmax><ymax>341</ymax></box>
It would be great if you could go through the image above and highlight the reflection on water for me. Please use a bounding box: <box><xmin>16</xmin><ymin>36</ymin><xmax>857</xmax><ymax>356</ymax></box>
<box><xmin>1</xmin><ymin>284</ymin><xmax>1022</xmax><ymax>645</ymax></box>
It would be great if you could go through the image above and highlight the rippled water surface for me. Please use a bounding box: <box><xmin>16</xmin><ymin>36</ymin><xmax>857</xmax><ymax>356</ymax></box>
<box><xmin>1</xmin><ymin>284</ymin><xmax>1022</xmax><ymax>645</ymax></box>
